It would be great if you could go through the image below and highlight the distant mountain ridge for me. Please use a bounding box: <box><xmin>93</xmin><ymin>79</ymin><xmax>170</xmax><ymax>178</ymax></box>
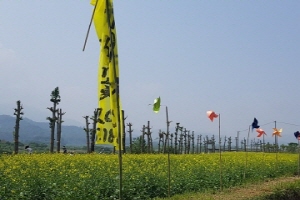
<box><xmin>0</xmin><ymin>115</ymin><xmax>86</xmax><ymax>146</ymax></box>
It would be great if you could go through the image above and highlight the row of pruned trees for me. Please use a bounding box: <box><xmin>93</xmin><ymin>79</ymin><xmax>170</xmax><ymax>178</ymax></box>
<box><xmin>82</xmin><ymin>108</ymin><xmax>100</xmax><ymax>153</ymax></box>
<box><xmin>12</xmin><ymin>87</ymin><xmax>66</xmax><ymax>154</ymax></box>
<box><xmin>11</xmin><ymin>87</ymin><xmax>300</xmax><ymax>154</ymax></box>
<box><xmin>123</xmin><ymin>122</ymin><xmax>300</xmax><ymax>154</ymax></box>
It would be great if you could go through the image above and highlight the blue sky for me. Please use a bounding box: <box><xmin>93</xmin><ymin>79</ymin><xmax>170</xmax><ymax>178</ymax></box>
<box><xmin>1</xmin><ymin>1</ymin><xmax>300</xmax><ymax>144</ymax></box>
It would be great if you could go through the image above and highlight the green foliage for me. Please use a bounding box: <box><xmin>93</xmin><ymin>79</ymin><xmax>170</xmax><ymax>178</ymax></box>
<box><xmin>254</xmin><ymin>179</ymin><xmax>300</xmax><ymax>200</ymax></box>
<box><xmin>286</xmin><ymin>143</ymin><xmax>298</xmax><ymax>153</ymax></box>
<box><xmin>50</xmin><ymin>87</ymin><xmax>61</xmax><ymax>104</ymax></box>
<box><xmin>131</xmin><ymin>137</ymin><xmax>147</xmax><ymax>154</ymax></box>
<box><xmin>0</xmin><ymin>140</ymin><xmax>115</xmax><ymax>154</ymax></box>
<box><xmin>0</xmin><ymin>140</ymin><xmax>14</xmax><ymax>154</ymax></box>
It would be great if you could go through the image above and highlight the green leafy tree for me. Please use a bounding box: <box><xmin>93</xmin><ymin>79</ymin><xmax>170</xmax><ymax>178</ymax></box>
<box><xmin>131</xmin><ymin>136</ymin><xmax>146</xmax><ymax>154</ymax></box>
<box><xmin>286</xmin><ymin>142</ymin><xmax>298</xmax><ymax>153</ymax></box>
<box><xmin>280</xmin><ymin>144</ymin><xmax>287</xmax><ymax>152</ymax></box>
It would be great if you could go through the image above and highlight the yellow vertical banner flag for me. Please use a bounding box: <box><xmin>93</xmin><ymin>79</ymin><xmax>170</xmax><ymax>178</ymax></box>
<box><xmin>91</xmin><ymin>0</ymin><xmax>123</xmax><ymax>150</ymax></box>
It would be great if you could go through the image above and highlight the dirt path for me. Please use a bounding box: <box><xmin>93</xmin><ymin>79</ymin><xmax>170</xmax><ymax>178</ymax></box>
<box><xmin>203</xmin><ymin>176</ymin><xmax>300</xmax><ymax>200</ymax></box>
<box><xmin>155</xmin><ymin>176</ymin><xmax>300</xmax><ymax>200</ymax></box>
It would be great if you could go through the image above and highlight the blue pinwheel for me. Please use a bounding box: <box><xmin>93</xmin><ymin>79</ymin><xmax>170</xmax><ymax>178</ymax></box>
<box><xmin>294</xmin><ymin>131</ymin><xmax>300</xmax><ymax>140</ymax></box>
<box><xmin>251</xmin><ymin>118</ymin><xmax>260</xmax><ymax>131</ymax></box>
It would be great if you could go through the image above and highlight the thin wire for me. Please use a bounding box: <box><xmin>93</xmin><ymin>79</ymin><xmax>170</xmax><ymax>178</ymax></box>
<box><xmin>277</xmin><ymin>122</ymin><xmax>300</xmax><ymax>127</ymax></box>
<box><xmin>238</xmin><ymin>128</ymin><xmax>249</xmax><ymax>133</ymax></box>
<box><xmin>260</xmin><ymin>121</ymin><xmax>275</xmax><ymax>127</ymax></box>
<box><xmin>238</xmin><ymin>121</ymin><xmax>275</xmax><ymax>133</ymax></box>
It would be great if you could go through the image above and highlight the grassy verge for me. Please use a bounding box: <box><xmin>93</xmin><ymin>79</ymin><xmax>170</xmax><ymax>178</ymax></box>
<box><xmin>153</xmin><ymin>176</ymin><xmax>300</xmax><ymax>200</ymax></box>
<box><xmin>253</xmin><ymin>177</ymin><xmax>300</xmax><ymax>200</ymax></box>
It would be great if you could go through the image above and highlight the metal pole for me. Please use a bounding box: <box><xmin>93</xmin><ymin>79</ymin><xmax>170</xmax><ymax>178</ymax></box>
<box><xmin>274</xmin><ymin>121</ymin><xmax>277</xmax><ymax>150</ymax></box>
<box><xmin>244</xmin><ymin>125</ymin><xmax>251</xmax><ymax>179</ymax></box>
<box><xmin>298</xmin><ymin>140</ymin><xmax>300</xmax><ymax>176</ymax></box>
<box><xmin>104</xmin><ymin>0</ymin><xmax>122</xmax><ymax>199</ymax></box>
<box><xmin>166</xmin><ymin>106</ymin><xmax>171</xmax><ymax>198</ymax></box>
<box><xmin>219</xmin><ymin>114</ymin><xmax>222</xmax><ymax>191</ymax></box>
<box><xmin>274</xmin><ymin>121</ymin><xmax>278</xmax><ymax>172</ymax></box>
<box><xmin>237</xmin><ymin>131</ymin><xmax>240</xmax><ymax>151</ymax></box>
<box><xmin>263</xmin><ymin>132</ymin><xmax>265</xmax><ymax>152</ymax></box>
<box><xmin>82</xmin><ymin>0</ymin><xmax>99</xmax><ymax>51</ymax></box>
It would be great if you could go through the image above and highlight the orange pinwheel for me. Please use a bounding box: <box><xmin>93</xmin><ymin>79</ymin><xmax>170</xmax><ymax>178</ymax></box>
<box><xmin>207</xmin><ymin>111</ymin><xmax>218</xmax><ymax>122</ymax></box>
<box><xmin>256</xmin><ymin>128</ymin><xmax>266</xmax><ymax>137</ymax></box>
<box><xmin>272</xmin><ymin>128</ymin><xmax>282</xmax><ymax>137</ymax></box>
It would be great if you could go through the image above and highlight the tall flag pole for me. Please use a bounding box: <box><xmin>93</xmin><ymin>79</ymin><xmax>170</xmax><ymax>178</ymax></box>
<box><xmin>244</xmin><ymin>125</ymin><xmax>251</xmax><ymax>179</ymax></box>
<box><xmin>256</xmin><ymin>128</ymin><xmax>266</xmax><ymax>153</ymax></box>
<box><xmin>165</xmin><ymin>105</ymin><xmax>171</xmax><ymax>198</ymax></box>
<box><xmin>206</xmin><ymin>111</ymin><xmax>222</xmax><ymax>191</ymax></box>
<box><xmin>294</xmin><ymin>131</ymin><xmax>300</xmax><ymax>176</ymax></box>
<box><xmin>274</xmin><ymin>121</ymin><xmax>278</xmax><ymax>162</ymax></box>
<box><xmin>151</xmin><ymin>97</ymin><xmax>171</xmax><ymax>197</ymax></box>
<box><xmin>244</xmin><ymin>118</ymin><xmax>260</xmax><ymax>179</ymax></box>
<box><xmin>299</xmin><ymin>139</ymin><xmax>300</xmax><ymax>177</ymax></box>
<box><xmin>256</xmin><ymin>128</ymin><xmax>266</xmax><ymax>181</ymax></box>
<box><xmin>273</xmin><ymin>126</ymin><xmax>282</xmax><ymax>172</ymax></box>
<box><xmin>82</xmin><ymin>0</ymin><xmax>99</xmax><ymax>51</ymax></box>
<box><xmin>91</xmin><ymin>0</ymin><xmax>123</xmax><ymax>199</ymax></box>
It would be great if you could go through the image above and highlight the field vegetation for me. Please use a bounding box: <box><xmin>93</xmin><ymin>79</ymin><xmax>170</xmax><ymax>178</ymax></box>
<box><xmin>0</xmin><ymin>152</ymin><xmax>299</xmax><ymax>199</ymax></box>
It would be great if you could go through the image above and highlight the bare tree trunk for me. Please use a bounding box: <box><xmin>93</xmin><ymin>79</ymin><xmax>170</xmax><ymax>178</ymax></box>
<box><xmin>13</xmin><ymin>100</ymin><xmax>23</xmax><ymax>154</ymax></box>
<box><xmin>83</xmin><ymin>116</ymin><xmax>90</xmax><ymax>153</ymax></box>
<box><xmin>127</xmin><ymin>123</ymin><xmax>133</xmax><ymax>153</ymax></box>
<box><xmin>175</xmin><ymin>123</ymin><xmax>180</xmax><ymax>154</ymax></box>
<box><xmin>158</xmin><ymin>130</ymin><xmax>163</xmax><ymax>153</ymax></box>
<box><xmin>187</xmin><ymin>131</ymin><xmax>190</xmax><ymax>154</ymax></box>
<box><xmin>56</xmin><ymin>109</ymin><xmax>65</xmax><ymax>153</ymax></box>
<box><xmin>184</xmin><ymin>129</ymin><xmax>187</xmax><ymax>154</ymax></box>
<box><xmin>56</xmin><ymin>114</ymin><xmax>60</xmax><ymax>153</ymax></box>
<box><xmin>140</xmin><ymin>125</ymin><xmax>146</xmax><ymax>153</ymax></box>
<box><xmin>191</xmin><ymin>131</ymin><xmax>195</xmax><ymax>154</ymax></box>
<box><xmin>179</xmin><ymin>130</ymin><xmax>183</xmax><ymax>154</ymax></box>
<box><xmin>90</xmin><ymin>108</ymin><xmax>99</xmax><ymax>153</ymax></box>
<box><xmin>146</xmin><ymin>121</ymin><xmax>151</xmax><ymax>153</ymax></box>
<box><xmin>50</xmin><ymin>103</ymin><xmax>57</xmax><ymax>153</ymax></box>
<box><xmin>47</xmin><ymin>87</ymin><xmax>61</xmax><ymax>153</ymax></box>
<box><xmin>122</xmin><ymin>110</ymin><xmax>126</xmax><ymax>153</ymax></box>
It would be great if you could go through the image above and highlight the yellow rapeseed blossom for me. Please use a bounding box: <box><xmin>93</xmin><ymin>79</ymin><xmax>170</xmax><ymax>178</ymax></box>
<box><xmin>0</xmin><ymin>152</ymin><xmax>298</xmax><ymax>199</ymax></box>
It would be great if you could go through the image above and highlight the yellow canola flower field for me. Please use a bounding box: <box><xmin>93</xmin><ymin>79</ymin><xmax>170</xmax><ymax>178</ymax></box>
<box><xmin>0</xmin><ymin>152</ymin><xmax>298</xmax><ymax>200</ymax></box>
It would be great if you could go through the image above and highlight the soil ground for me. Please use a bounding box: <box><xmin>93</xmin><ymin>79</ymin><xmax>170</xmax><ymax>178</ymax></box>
<box><xmin>156</xmin><ymin>176</ymin><xmax>300</xmax><ymax>200</ymax></box>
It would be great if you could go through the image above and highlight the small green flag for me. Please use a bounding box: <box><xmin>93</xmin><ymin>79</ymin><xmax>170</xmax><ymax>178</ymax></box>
<box><xmin>153</xmin><ymin>97</ymin><xmax>161</xmax><ymax>113</ymax></box>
